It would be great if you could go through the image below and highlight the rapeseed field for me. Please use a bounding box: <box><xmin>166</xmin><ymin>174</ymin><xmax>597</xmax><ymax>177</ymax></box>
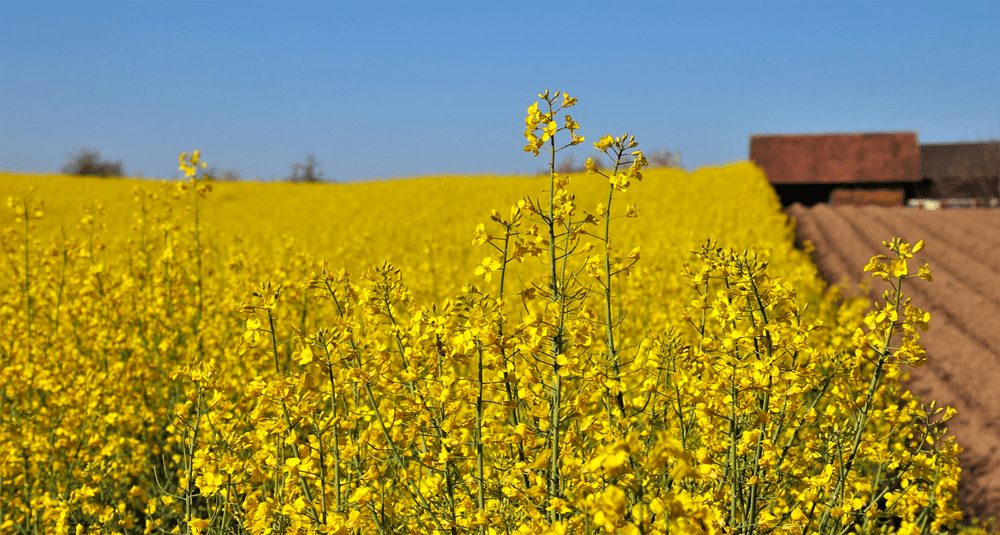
<box><xmin>0</xmin><ymin>92</ymin><xmax>964</xmax><ymax>535</ymax></box>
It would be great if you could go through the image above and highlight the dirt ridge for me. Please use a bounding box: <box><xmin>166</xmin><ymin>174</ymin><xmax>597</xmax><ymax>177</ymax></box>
<box><xmin>879</xmin><ymin>208</ymin><xmax>1000</xmax><ymax>277</ymax></box>
<box><xmin>787</xmin><ymin>203</ymin><xmax>1000</xmax><ymax>521</ymax></box>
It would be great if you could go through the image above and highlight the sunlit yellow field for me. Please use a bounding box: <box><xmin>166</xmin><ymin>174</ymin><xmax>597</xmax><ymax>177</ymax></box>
<box><xmin>0</xmin><ymin>164</ymin><xmax>811</xmax><ymax>303</ymax></box>
<box><xmin>0</xmin><ymin>105</ymin><xmax>966</xmax><ymax>535</ymax></box>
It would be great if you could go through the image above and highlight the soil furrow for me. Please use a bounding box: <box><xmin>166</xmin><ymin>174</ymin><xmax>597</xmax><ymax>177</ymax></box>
<box><xmin>904</xmin><ymin>363</ymin><xmax>1000</xmax><ymax>518</ymax></box>
<box><xmin>907</xmin><ymin>319</ymin><xmax>1000</xmax><ymax>424</ymax></box>
<box><xmin>798</xmin><ymin>204</ymin><xmax>874</xmax><ymax>289</ymax></box>
<box><xmin>933</xmin><ymin>210</ymin><xmax>1000</xmax><ymax>243</ymax></box>
<box><xmin>787</xmin><ymin>204</ymin><xmax>855</xmax><ymax>288</ymax></box>
<box><xmin>876</xmin><ymin>207</ymin><xmax>1000</xmax><ymax>277</ymax></box>
<box><xmin>866</xmin><ymin>208</ymin><xmax>999</xmax><ymax>307</ymax></box>
<box><xmin>792</xmin><ymin>203</ymin><xmax>1000</xmax><ymax>521</ymax></box>
<box><xmin>824</xmin><ymin>206</ymin><xmax>999</xmax><ymax>356</ymax></box>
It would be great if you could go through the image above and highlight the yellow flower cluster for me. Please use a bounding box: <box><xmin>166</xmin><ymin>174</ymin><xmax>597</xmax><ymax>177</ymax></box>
<box><xmin>178</xmin><ymin>150</ymin><xmax>207</xmax><ymax>178</ymax></box>
<box><xmin>0</xmin><ymin>92</ymin><xmax>968</xmax><ymax>535</ymax></box>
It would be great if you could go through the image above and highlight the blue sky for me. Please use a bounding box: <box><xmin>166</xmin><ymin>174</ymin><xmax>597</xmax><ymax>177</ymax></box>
<box><xmin>2</xmin><ymin>1</ymin><xmax>998</xmax><ymax>182</ymax></box>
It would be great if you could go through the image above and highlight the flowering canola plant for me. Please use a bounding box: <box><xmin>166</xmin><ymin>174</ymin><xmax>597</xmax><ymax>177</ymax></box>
<box><xmin>0</xmin><ymin>93</ymin><xmax>966</xmax><ymax>535</ymax></box>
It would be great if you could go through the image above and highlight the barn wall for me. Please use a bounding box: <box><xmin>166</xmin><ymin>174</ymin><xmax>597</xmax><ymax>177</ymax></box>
<box><xmin>829</xmin><ymin>188</ymin><xmax>905</xmax><ymax>207</ymax></box>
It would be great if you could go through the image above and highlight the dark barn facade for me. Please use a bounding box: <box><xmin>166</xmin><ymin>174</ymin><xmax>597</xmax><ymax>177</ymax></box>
<box><xmin>749</xmin><ymin>132</ymin><xmax>922</xmax><ymax>207</ymax></box>
<box><xmin>917</xmin><ymin>142</ymin><xmax>1000</xmax><ymax>200</ymax></box>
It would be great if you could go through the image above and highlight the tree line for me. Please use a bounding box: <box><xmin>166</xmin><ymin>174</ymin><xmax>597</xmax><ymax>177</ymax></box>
<box><xmin>60</xmin><ymin>146</ymin><xmax>685</xmax><ymax>182</ymax></box>
<box><xmin>60</xmin><ymin>148</ymin><xmax>330</xmax><ymax>183</ymax></box>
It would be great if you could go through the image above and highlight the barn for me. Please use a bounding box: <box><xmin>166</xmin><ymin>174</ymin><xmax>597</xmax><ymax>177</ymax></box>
<box><xmin>749</xmin><ymin>132</ymin><xmax>921</xmax><ymax>207</ymax></box>
<box><xmin>914</xmin><ymin>141</ymin><xmax>1000</xmax><ymax>205</ymax></box>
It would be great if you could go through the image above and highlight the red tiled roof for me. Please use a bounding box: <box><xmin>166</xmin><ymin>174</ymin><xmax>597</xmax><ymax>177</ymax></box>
<box><xmin>749</xmin><ymin>132</ymin><xmax>921</xmax><ymax>184</ymax></box>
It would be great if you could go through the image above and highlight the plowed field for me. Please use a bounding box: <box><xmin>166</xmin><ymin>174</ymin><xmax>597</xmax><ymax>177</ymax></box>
<box><xmin>787</xmin><ymin>203</ymin><xmax>1000</xmax><ymax>521</ymax></box>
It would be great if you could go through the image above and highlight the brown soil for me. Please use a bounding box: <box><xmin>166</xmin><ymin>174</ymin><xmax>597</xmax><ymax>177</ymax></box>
<box><xmin>787</xmin><ymin>203</ymin><xmax>1000</xmax><ymax>522</ymax></box>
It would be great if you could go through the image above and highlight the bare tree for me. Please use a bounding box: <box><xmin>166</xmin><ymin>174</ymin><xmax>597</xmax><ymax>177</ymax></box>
<box><xmin>539</xmin><ymin>152</ymin><xmax>605</xmax><ymax>175</ymax></box>
<box><xmin>589</xmin><ymin>154</ymin><xmax>607</xmax><ymax>171</ymax></box>
<box><xmin>556</xmin><ymin>154</ymin><xmax>579</xmax><ymax>174</ymax></box>
<box><xmin>646</xmin><ymin>147</ymin><xmax>683</xmax><ymax>169</ymax></box>
<box><xmin>557</xmin><ymin>153</ymin><xmax>600</xmax><ymax>174</ymax></box>
<box><xmin>203</xmin><ymin>167</ymin><xmax>242</xmax><ymax>182</ymax></box>
<box><xmin>62</xmin><ymin>148</ymin><xmax>124</xmax><ymax>177</ymax></box>
<box><xmin>287</xmin><ymin>154</ymin><xmax>326</xmax><ymax>183</ymax></box>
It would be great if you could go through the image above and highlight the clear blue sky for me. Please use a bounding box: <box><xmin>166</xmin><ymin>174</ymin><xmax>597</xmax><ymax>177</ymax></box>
<box><xmin>2</xmin><ymin>1</ymin><xmax>998</xmax><ymax>182</ymax></box>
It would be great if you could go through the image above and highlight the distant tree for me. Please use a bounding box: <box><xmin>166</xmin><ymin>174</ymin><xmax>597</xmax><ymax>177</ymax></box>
<box><xmin>540</xmin><ymin>153</ymin><xmax>603</xmax><ymax>176</ymax></box>
<box><xmin>62</xmin><ymin>148</ymin><xmax>124</xmax><ymax>177</ymax></box>
<box><xmin>557</xmin><ymin>154</ymin><xmax>596</xmax><ymax>174</ymax></box>
<box><xmin>589</xmin><ymin>154</ymin><xmax>607</xmax><ymax>171</ymax></box>
<box><xmin>646</xmin><ymin>147</ymin><xmax>683</xmax><ymax>169</ymax></box>
<box><xmin>544</xmin><ymin>149</ymin><xmax>672</xmax><ymax>175</ymax></box>
<box><xmin>203</xmin><ymin>167</ymin><xmax>242</xmax><ymax>182</ymax></box>
<box><xmin>287</xmin><ymin>154</ymin><xmax>326</xmax><ymax>183</ymax></box>
<box><xmin>556</xmin><ymin>154</ymin><xmax>578</xmax><ymax>174</ymax></box>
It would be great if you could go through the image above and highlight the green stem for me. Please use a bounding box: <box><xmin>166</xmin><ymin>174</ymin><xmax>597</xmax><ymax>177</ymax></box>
<box><xmin>545</xmin><ymin>106</ymin><xmax>564</xmax><ymax>521</ymax></box>
<box><xmin>601</xmin><ymin>154</ymin><xmax>627</xmax><ymax>422</ymax></box>
<box><xmin>476</xmin><ymin>344</ymin><xmax>486</xmax><ymax>535</ymax></box>
<box><xmin>817</xmin><ymin>275</ymin><xmax>903</xmax><ymax>533</ymax></box>
<box><xmin>22</xmin><ymin>199</ymin><xmax>31</xmax><ymax>346</ymax></box>
<box><xmin>321</xmin><ymin>339</ymin><xmax>343</xmax><ymax>513</ymax></box>
<box><xmin>495</xmin><ymin>225</ymin><xmax>531</xmax><ymax>492</ymax></box>
<box><xmin>728</xmin><ymin>358</ymin><xmax>741</xmax><ymax>533</ymax></box>
<box><xmin>193</xmin><ymin>187</ymin><xmax>204</xmax><ymax>318</ymax></box>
